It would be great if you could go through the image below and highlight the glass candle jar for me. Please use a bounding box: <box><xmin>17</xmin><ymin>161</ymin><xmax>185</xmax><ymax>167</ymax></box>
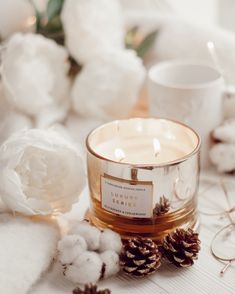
<box><xmin>86</xmin><ymin>118</ymin><xmax>200</xmax><ymax>240</ymax></box>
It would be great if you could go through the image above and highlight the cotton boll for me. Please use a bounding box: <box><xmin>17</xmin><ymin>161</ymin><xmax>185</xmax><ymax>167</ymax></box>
<box><xmin>64</xmin><ymin>251</ymin><xmax>103</xmax><ymax>284</ymax></box>
<box><xmin>61</xmin><ymin>0</ymin><xmax>124</xmax><ymax>64</ymax></box>
<box><xmin>210</xmin><ymin>143</ymin><xmax>235</xmax><ymax>172</ymax></box>
<box><xmin>213</xmin><ymin>119</ymin><xmax>235</xmax><ymax>144</ymax></box>
<box><xmin>1</xmin><ymin>33</ymin><xmax>71</xmax><ymax>124</ymax></box>
<box><xmin>100</xmin><ymin>250</ymin><xmax>120</xmax><ymax>279</ymax></box>
<box><xmin>71</xmin><ymin>49</ymin><xmax>146</xmax><ymax>121</ymax></box>
<box><xmin>69</xmin><ymin>221</ymin><xmax>101</xmax><ymax>251</ymax></box>
<box><xmin>58</xmin><ymin>234</ymin><xmax>87</xmax><ymax>265</ymax></box>
<box><xmin>99</xmin><ymin>229</ymin><xmax>122</xmax><ymax>254</ymax></box>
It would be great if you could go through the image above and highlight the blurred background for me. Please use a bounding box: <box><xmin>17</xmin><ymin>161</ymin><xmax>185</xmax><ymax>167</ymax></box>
<box><xmin>121</xmin><ymin>0</ymin><xmax>233</xmax><ymax>29</ymax></box>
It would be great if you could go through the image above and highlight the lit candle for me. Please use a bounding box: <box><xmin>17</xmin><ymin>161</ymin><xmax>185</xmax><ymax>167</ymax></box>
<box><xmin>86</xmin><ymin>118</ymin><xmax>200</xmax><ymax>239</ymax></box>
<box><xmin>88</xmin><ymin>118</ymin><xmax>198</xmax><ymax>165</ymax></box>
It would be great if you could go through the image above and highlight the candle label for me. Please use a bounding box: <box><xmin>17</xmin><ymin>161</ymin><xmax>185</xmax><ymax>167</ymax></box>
<box><xmin>101</xmin><ymin>175</ymin><xmax>153</xmax><ymax>218</ymax></box>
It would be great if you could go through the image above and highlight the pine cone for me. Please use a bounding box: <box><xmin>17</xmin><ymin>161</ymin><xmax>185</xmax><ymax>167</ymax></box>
<box><xmin>120</xmin><ymin>237</ymin><xmax>162</xmax><ymax>277</ymax></box>
<box><xmin>73</xmin><ymin>284</ymin><xmax>110</xmax><ymax>294</ymax></box>
<box><xmin>162</xmin><ymin>228</ymin><xmax>201</xmax><ymax>268</ymax></box>
<box><xmin>153</xmin><ymin>196</ymin><xmax>170</xmax><ymax>216</ymax></box>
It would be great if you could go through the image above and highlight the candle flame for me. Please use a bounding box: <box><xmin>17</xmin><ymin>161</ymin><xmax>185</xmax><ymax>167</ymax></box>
<box><xmin>114</xmin><ymin>148</ymin><xmax>126</xmax><ymax>162</ymax></box>
<box><xmin>153</xmin><ymin>138</ymin><xmax>161</xmax><ymax>157</ymax></box>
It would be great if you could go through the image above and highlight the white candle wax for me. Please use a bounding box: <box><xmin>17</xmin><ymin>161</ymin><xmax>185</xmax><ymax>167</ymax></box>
<box><xmin>95</xmin><ymin>136</ymin><xmax>187</xmax><ymax>164</ymax></box>
<box><xmin>88</xmin><ymin>118</ymin><xmax>199</xmax><ymax>165</ymax></box>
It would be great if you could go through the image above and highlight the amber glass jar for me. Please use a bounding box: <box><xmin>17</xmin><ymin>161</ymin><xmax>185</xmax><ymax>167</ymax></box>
<box><xmin>86</xmin><ymin>118</ymin><xmax>200</xmax><ymax>240</ymax></box>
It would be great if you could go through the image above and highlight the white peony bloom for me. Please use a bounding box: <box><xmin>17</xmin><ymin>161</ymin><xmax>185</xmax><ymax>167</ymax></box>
<box><xmin>0</xmin><ymin>128</ymin><xmax>86</xmax><ymax>215</ymax></box>
<box><xmin>71</xmin><ymin>49</ymin><xmax>146</xmax><ymax>120</ymax></box>
<box><xmin>1</xmin><ymin>33</ymin><xmax>71</xmax><ymax>125</ymax></box>
<box><xmin>61</xmin><ymin>0</ymin><xmax>124</xmax><ymax>64</ymax></box>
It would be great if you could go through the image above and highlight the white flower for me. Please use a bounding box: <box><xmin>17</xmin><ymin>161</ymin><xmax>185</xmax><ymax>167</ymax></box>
<box><xmin>61</xmin><ymin>0</ymin><xmax>124</xmax><ymax>64</ymax></box>
<box><xmin>0</xmin><ymin>0</ymin><xmax>35</xmax><ymax>39</ymax></box>
<box><xmin>1</xmin><ymin>33</ymin><xmax>71</xmax><ymax>126</ymax></box>
<box><xmin>71</xmin><ymin>49</ymin><xmax>146</xmax><ymax>120</ymax></box>
<box><xmin>64</xmin><ymin>251</ymin><xmax>103</xmax><ymax>284</ymax></box>
<box><xmin>0</xmin><ymin>128</ymin><xmax>86</xmax><ymax>215</ymax></box>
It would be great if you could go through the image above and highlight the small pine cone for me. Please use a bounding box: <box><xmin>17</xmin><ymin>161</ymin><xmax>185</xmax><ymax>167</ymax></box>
<box><xmin>153</xmin><ymin>196</ymin><xmax>170</xmax><ymax>216</ymax></box>
<box><xmin>162</xmin><ymin>228</ymin><xmax>201</xmax><ymax>268</ymax></box>
<box><xmin>73</xmin><ymin>284</ymin><xmax>111</xmax><ymax>294</ymax></box>
<box><xmin>120</xmin><ymin>237</ymin><xmax>162</xmax><ymax>277</ymax></box>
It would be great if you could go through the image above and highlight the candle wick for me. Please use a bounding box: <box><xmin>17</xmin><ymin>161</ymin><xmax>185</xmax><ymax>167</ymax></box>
<box><xmin>114</xmin><ymin>148</ymin><xmax>126</xmax><ymax>162</ymax></box>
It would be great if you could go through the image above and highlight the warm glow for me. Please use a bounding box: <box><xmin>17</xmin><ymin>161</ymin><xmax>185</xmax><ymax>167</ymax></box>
<box><xmin>114</xmin><ymin>148</ymin><xmax>126</xmax><ymax>162</ymax></box>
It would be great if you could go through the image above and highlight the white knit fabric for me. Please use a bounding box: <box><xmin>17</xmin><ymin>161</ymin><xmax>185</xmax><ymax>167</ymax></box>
<box><xmin>0</xmin><ymin>214</ymin><xmax>59</xmax><ymax>294</ymax></box>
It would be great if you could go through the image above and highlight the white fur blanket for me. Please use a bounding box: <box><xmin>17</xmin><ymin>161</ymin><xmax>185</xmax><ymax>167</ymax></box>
<box><xmin>0</xmin><ymin>214</ymin><xmax>59</xmax><ymax>294</ymax></box>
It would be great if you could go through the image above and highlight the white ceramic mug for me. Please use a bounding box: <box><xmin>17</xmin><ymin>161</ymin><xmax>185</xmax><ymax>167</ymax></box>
<box><xmin>147</xmin><ymin>60</ymin><xmax>225</xmax><ymax>168</ymax></box>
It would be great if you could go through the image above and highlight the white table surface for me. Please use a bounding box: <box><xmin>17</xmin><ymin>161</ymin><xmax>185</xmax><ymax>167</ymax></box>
<box><xmin>30</xmin><ymin>169</ymin><xmax>235</xmax><ymax>294</ymax></box>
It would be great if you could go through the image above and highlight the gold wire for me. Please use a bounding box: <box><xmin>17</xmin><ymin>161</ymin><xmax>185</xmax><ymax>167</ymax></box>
<box><xmin>200</xmin><ymin>179</ymin><xmax>235</xmax><ymax>275</ymax></box>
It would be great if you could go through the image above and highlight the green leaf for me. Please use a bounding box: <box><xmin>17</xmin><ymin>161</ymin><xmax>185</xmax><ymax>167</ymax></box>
<box><xmin>35</xmin><ymin>8</ymin><xmax>42</xmax><ymax>33</ymax></box>
<box><xmin>136</xmin><ymin>30</ymin><xmax>158</xmax><ymax>59</ymax></box>
<box><xmin>47</xmin><ymin>0</ymin><xmax>64</xmax><ymax>22</ymax></box>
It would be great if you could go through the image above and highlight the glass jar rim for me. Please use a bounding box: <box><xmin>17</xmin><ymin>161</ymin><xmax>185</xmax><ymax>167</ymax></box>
<box><xmin>86</xmin><ymin>117</ymin><xmax>201</xmax><ymax>168</ymax></box>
